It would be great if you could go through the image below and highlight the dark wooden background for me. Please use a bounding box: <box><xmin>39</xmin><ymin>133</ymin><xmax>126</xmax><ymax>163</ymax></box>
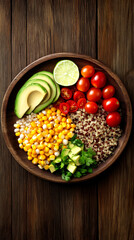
<box><xmin>0</xmin><ymin>0</ymin><xmax>134</xmax><ymax>239</ymax></box>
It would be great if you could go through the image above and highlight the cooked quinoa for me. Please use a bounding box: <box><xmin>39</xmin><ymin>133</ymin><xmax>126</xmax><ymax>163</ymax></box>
<box><xmin>70</xmin><ymin>105</ymin><xmax>122</xmax><ymax>162</ymax></box>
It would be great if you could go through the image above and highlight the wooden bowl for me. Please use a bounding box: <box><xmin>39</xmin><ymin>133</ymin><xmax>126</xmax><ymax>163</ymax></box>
<box><xmin>1</xmin><ymin>53</ymin><xmax>132</xmax><ymax>183</ymax></box>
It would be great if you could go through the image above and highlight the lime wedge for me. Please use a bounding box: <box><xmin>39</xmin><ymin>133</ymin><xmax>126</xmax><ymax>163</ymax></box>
<box><xmin>53</xmin><ymin>60</ymin><xmax>79</xmax><ymax>86</ymax></box>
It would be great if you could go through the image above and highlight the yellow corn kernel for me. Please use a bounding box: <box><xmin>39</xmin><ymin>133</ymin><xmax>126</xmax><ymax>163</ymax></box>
<box><xmin>44</xmin><ymin>165</ymin><xmax>49</xmax><ymax>170</ymax></box>
<box><xmin>49</xmin><ymin>130</ymin><xmax>55</xmax><ymax>135</ymax></box>
<box><xmin>66</xmin><ymin>124</ymin><xmax>71</xmax><ymax>129</ymax></box>
<box><xmin>50</xmin><ymin>138</ymin><xmax>54</xmax><ymax>143</ymax></box>
<box><xmin>49</xmin><ymin>155</ymin><xmax>55</xmax><ymax>160</ymax></box>
<box><xmin>54</xmin><ymin>145</ymin><xmax>59</xmax><ymax>151</ymax></box>
<box><xmin>39</xmin><ymin>160</ymin><xmax>45</xmax><ymax>166</ymax></box>
<box><xmin>45</xmin><ymin>138</ymin><xmax>50</xmax><ymax>143</ymax></box>
<box><xmin>67</xmin><ymin>118</ymin><xmax>72</xmax><ymax>123</ymax></box>
<box><xmin>45</xmin><ymin>153</ymin><xmax>50</xmax><ymax>157</ymax></box>
<box><xmin>62</xmin><ymin>129</ymin><xmax>68</xmax><ymax>135</ymax></box>
<box><xmin>47</xmin><ymin>109</ymin><xmax>52</xmax><ymax>114</ymax></box>
<box><xmin>42</xmin><ymin>116</ymin><xmax>47</xmax><ymax>120</ymax></box>
<box><xmin>47</xmin><ymin>143</ymin><xmax>52</xmax><ymax>148</ymax></box>
<box><xmin>31</xmin><ymin>129</ymin><xmax>36</xmax><ymax>135</ymax></box>
<box><xmin>47</xmin><ymin>123</ymin><xmax>52</xmax><ymax>129</ymax></box>
<box><xmin>19</xmin><ymin>144</ymin><xmax>23</xmax><ymax>149</ymax></box>
<box><xmin>44</xmin><ymin>120</ymin><xmax>49</xmax><ymax>125</ymax></box>
<box><xmin>25</xmin><ymin>127</ymin><xmax>28</xmax><ymax>131</ymax></box>
<box><xmin>65</xmin><ymin>135</ymin><xmax>69</xmax><ymax>140</ymax></box>
<box><xmin>38</xmin><ymin>144</ymin><xmax>44</xmax><ymax>150</ymax></box>
<box><xmin>53</xmin><ymin>135</ymin><xmax>58</xmax><ymax>140</ymax></box>
<box><xmin>31</xmin><ymin>122</ymin><xmax>37</xmax><ymax>128</ymax></box>
<box><xmin>70</xmin><ymin>128</ymin><xmax>75</xmax><ymax>132</ymax></box>
<box><xmin>28</xmin><ymin>156</ymin><xmax>32</xmax><ymax>160</ymax></box>
<box><xmin>52</xmin><ymin>112</ymin><xmax>56</xmax><ymax>116</ymax></box>
<box><xmin>28</xmin><ymin>148</ymin><xmax>32</xmax><ymax>154</ymax></box>
<box><xmin>37</xmin><ymin>128</ymin><xmax>43</xmax><ymax>133</ymax></box>
<box><xmin>51</xmin><ymin>107</ymin><xmax>56</xmax><ymax>112</ymax></box>
<box><xmin>39</xmin><ymin>155</ymin><xmax>46</xmax><ymax>160</ymax></box>
<box><xmin>15</xmin><ymin>123</ymin><xmax>20</xmax><ymax>128</ymax></box>
<box><xmin>18</xmin><ymin>139</ymin><xmax>23</xmax><ymax>144</ymax></box>
<box><xmin>30</xmin><ymin>139</ymin><xmax>34</xmax><ymax>144</ymax></box>
<box><xmin>15</xmin><ymin>132</ymin><xmax>20</xmax><ymax>136</ymax></box>
<box><xmin>71</xmin><ymin>124</ymin><xmax>76</xmax><ymax>128</ymax></box>
<box><xmin>54</xmin><ymin>123</ymin><xmax>59</xmax><ymax>128</ymax></box>
<box><xmin>24</xmin><ymin>146</ymin><xmax>28</xmax><ymax>152</ymax></box>
<box><xmin>44</xmin><ymin>147</ymin><xmax>49</xmax><ymax>152</ymax></box>
<box><xmin>32</xmin><ymin>145</ymin><xmax>36</xmax><ymax>150</ymax></box>
<box><xmin>62</xmin><ymin>117</ymin><xmax>66</xmax><ymax>122</ymax></box>
<box><xmin>57</xmin><ymin>109</ymin><xmax>61</xmax><ymax>114</ymax></box>
<box><xmin>57</xmin><ymin>139</ymin><xmax>62</xmax><ymax>144</ymax></box>
<box><xmin>57</xmin><ymin>125</ymin><xmax>63</xmax><ymax>131</ymax></box>
<box><xmin>40</xmin><ymin>150</ymin><xmax>45</xmax><ymax>155</ymax></box>
<box><xmin>54</xmin><ymin>119</ymin><xmax>59</xmax><ymax>124</ymax></box>
<box><xmin>47</xmin><ymin>134</ymin><xmax>52</xmax><ymax>139</ymax></box>
<box><xmin>26</xmin><ymin>144</ymin><xmax>31</xmax><ymax>150</ymax></box>
<box><xmin>32</xmin><ymin>158</ymin><xmax>38</xmax><ymax>164</ymax></box>
<box><xmin>67</xmin><ymin>132</ymin><xmax>74</xmax><ymax>138</ymax></box>
<box><xmin>62</xmin><ymin>122</ymin><xmax>67</xmax><ymax>128</ymax></box>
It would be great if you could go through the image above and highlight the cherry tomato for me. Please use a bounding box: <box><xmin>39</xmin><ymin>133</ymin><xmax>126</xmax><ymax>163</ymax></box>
<box><xmin>76</xmin><ymin>77</ymin><xmax>90</xmax><ymax>92</ymax></box>
<box><xmin>69</xmin><ymin>85</ymin><xmax>77</xmax><ymax>94</ymax></box>
<box><xmin>81</xmin><ymin>65</ymin><xmax>95</xmax><ymax>78</ymax></box>
<box><xmin>77</xmin><ymin>98</ymin><xmax>87</xmax><ymax>108</ymax></box>
<box><xmin>102</xmin><ymin>97</ymin><xmax>120</xmax><ymax>112</ymax></box>
<box><xmin>85</xmin><ymin>102</ymin><xmax>98</xmax><ymax>114</ymax></box>
<box><xmin>87</xmin><ymin>87</ymin><xmax>102</xmax><ymax>102</ymax></box>
<box><xmin>66</xmin><ymin>100</ymin><xmax>78</xmax><ymax>112</ymax></box>
<box><xmin>59</xmin><ymin>102</ymin><xmax>70</xmax><ymax>114</ymax></box>
<box><xmin>73</xmin><ymin>91</ymin><xmax>85</xmax><ymax>102</ymax></box>
<box><xmin>61</xmin><ymin>88</ymin><xmax>72</xmax><ymax>100</ymax></box>
<box><xmin>53</xmin><ymin>97</ymin><xmax>65</xmax><ymax>109</ymax></box>
<box><xmin>102</xmin><ymin>85</ymin><xmax>115</xmax><ymax>99</ymax></box>
<box><xmin>106</xmin><ymin>112</ymin><xmax>121</xmax><ymax>127</ymax></box>
<box><xmin>91</xmin><ymin>72</ymin><xmax>106</xmax><ymax>88</ymax></box>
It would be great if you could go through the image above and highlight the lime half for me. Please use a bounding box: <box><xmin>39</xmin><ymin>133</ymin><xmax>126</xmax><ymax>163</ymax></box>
<box><xmin>53</xmin><ymin>60</ymin><xmax>79</xmax><ymax>86</ymax></box>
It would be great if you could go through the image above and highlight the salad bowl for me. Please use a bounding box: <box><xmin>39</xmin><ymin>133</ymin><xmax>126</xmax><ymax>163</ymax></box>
<box><xmin>1</xmin><ymin>53</ymin><xmax>132</xmax><ymax>183</ymax></box>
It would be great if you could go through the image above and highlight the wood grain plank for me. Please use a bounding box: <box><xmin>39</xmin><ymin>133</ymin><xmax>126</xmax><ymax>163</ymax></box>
<box><xmin>26</xmin><ymin>0</ymin><xmax>98</xmax><ymax>240</ymax></box>
<box><xmin>97</xmin><ymin>0</ymin><xmax>134</xmax><ymax>239</ymax></box>
<box><xmin>0</xmin><ymin>0</ymin><xmax>12</xmax><ymax>239</ymax></box>
<box><xmin>11</xmin><ymin>0</ymin><xmax>27</xmax><ymax>239</ymax></box>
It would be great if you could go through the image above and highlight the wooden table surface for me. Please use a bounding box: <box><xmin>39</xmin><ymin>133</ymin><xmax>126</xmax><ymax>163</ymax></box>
<box><xmin>0</xmin><ymin>0</ymin><xmax>134</xmax><ymax>239</ymax></box>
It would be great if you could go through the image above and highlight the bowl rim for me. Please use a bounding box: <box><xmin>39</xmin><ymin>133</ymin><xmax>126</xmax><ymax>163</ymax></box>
<box><xmin>1</xmin><ymin>52</ymin><xmax>133</xmax><ymax>183</ymax></box>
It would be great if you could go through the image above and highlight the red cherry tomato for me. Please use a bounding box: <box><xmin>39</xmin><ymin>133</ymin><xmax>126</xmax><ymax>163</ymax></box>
<box><xmin>102</xmin><ymin>85</ymin><xmax>115</xmax><ymax>99</ymax></box>
<box><xmin>106</xmin><ymin>112</ymin><xmax>121</xmax><ymax>127</ymax></box>
<box><xmin>77</xmin><ymin>98</ymin><xmax>87</xmax><ymax>108</ymax></box>
<box><xmin>76</xmin><ymin>77</ymin><xmax>90</xmax><ymax>92</ymax></box>
<box><xmin>102</xmin><ymin>97</ymin><xmax>120</xmax><ymax>112</ymax></box>
<box><xmin>69</xmin><ymin>85</ymin><xmax>77</xmax><ymax>94</ymax></box>
<box><xmin>81</xmin><ymin>65</ymin><xmax>95</xmax><ymax>78</ymax></box>
<box><xmin>87</xmin><ymin>87</ymin><xmax>102</xmax><ymax>102</ymax></box>
<box><xmin>66</xmin><ymin>100</ymin><xmax>78</xmax><ymax>113</ymax></box>
<box><xmin>91</xmin><ymin>72</ymin><xmax>106</xmax><ymax>88</ymax></box>
<box><xmin>53</xmin><ymin>97</ymin><xmax>65</xmax><ymax>109</ymax></box>
<box><xmin>59</xmin><ymin>102</ymin><xmax>70</xmax><ymax>114</ymax></box>
<box><xmin>85</xmin><ymin>102</ymin><xmax>98</xmax><ymax>114</ymax></box>
<box><xmin>61</xmin><ymin>88</ymin><xmax>72</xmax><ymax>100</ymax></box>
<box><xmin>73</xmin><ymin>91</ymin><xmax>85</xmax><ymax>102</ymax></box>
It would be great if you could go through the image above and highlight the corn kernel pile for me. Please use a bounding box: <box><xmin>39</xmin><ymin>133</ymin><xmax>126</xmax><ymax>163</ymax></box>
<box><xmin>14</xmin><ymin>106</ymin><xmax>76</xmax><ymax>170</ymax></box>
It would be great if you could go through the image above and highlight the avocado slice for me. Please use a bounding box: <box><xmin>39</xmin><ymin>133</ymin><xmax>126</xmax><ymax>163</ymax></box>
<box><xmin>67</xmin><ymin>162</ymin><xmax>77</xmax><ymax>174</ymax></box>
<box><xmin>49</xmin><ymin>164</ymin><xmax>56</xmax><ymax>173</ymax></box>
<box><xmin>70</xmin><ymin>146</ymin><xmax>82</xmax><ymax>155</ymax></box>
<box><xmin>28</xmin><ymin>73</ymin><xmax>56</xmax><ymax>113</ymax></box>
<box><xmin>71</xmin><ymin>155</ymin><xmax>81</xmax><ymax>166</ymax></box>
<box><xmin>14</xmin><ymin>83</ymin><xmax>47</xmax><ymax>118</ymax></box>
<box><xmin>61</xmin><ymin>148</ymin><xmax>70</xmax><ymax>159</ymax></box>
<box><xmin>23</xmin><ymin>79</ymin><xmax>51</xmax><ymax>114</ymax></box>
<box><xmin>54</xmin><ymin>157</ymin><xmax>61</xmax><ymax>163</ymax></box>
<box><xmin>32</xmin><ymin>71</ymin><xmax>60</xmax><ymax>103</ymax></box>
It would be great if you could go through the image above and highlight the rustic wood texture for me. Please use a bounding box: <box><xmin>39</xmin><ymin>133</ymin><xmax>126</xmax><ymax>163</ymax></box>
<box><xmin>98</xmin><ymin>0</ymin><xmax>134</xmax><ymax>239</ymax></box>
<box><xmin>0</xmin><ymin>1</ymin><xmax>133</xmax><ymax>240</ymax></box>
